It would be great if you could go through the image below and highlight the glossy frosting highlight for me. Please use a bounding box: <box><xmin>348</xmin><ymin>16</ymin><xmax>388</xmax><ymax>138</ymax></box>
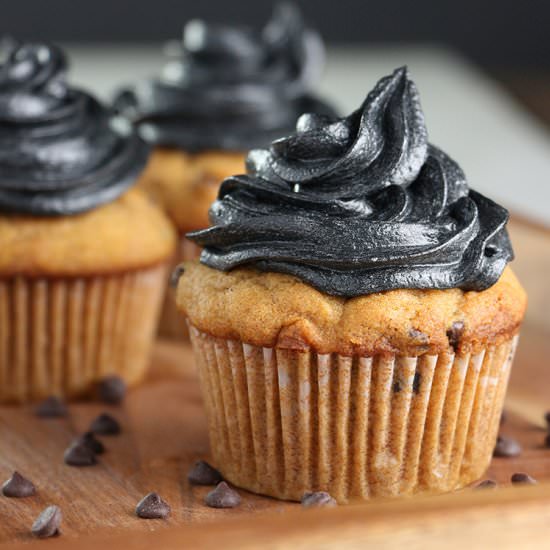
<box><xmin>188</xmin><ymin>67</ymin><xmax>514</xmax><ymax>297</ymax></box>
<box><xmin>114</xmin><ymin>3</ymin><xmax>336</xmax><ymax>151</ymax></box>
<box><xmin>0</xmin><ymin>39</ymin><xmax>148</xmax><ymax>216</ymax></box>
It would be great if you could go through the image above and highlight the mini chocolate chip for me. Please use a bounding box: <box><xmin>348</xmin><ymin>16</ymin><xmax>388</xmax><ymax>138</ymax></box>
<box><xmin>90</xmin><ymin>413</ymin><xmax>121</xmax><ymax>435</ymax></box>
<box><xmin>446</xmin><ymin>321</ymin><xmax>465</xmax><ymax>351</ymax></box>
<box><xmin>2</xmin><ymin>471</ymin><xmax>36</xmax><ymax>498</ymax></box>
<box><xmin>409</xmin><ymin>328</ymin><xmax>428</xmax><ymax>343</ymax></box>
<box><xmin>31</xmin><ymin>505</ymin><xmax>62</xmax><ymax>538</ymax></box>
<box><xmin>135</xmin><ymin>492</ymin><xmax>171</xmax><ymax>519</ymax></box>
<box><xmin>301</xmin><ymin>491</ymin><xmax>337</xmax><ymax>508</ymax></box>
<box><xmin>170</xmin><ymin>264</ymin><xmax>185</xmax><ymax>288</ymax></box>
<box><xmin>511</xmin><ymin>472</ymin><xmax>537</xmax><ymax>485</ymax></box>
<box><xmin>392</xmin><ymin>381</ymin><xmax>402</xmax><ymax>393</ymax></box>
<box><xmin>413</xmin><ymin>372</ymin><xmax>421</xmax><ymax>394</ymax></box>
<box><xmin>73</xmin><ymin>432</ymin><xmax>105</xmax><ymax>455</ymax></box>
<box><xmin>493</xmin><ymin>435</ymin><xmax>521</xmax><ymax>457</ymax></box>
<box><xmin>188</xmin><ymin>460</ymin><xmax>223</xmax><ymax>486</ymax></box>
<box><xmin>97</xmin><ymin>376</ymin><xmax>126</xmax><ymax>405</ymax></box>
<box><xmin>34</xmin><ymin>396</ymin><xmax>67</xmax><ymax>418</ymax></box>
<box><xmin>474</xmin><ymin>479</ymin><xmax>497</xmax><ymax>489</ymax></box>
<box><xmin>205</xmin><ymin>482</ymin><xmax>241</xmax><ymax>508</ymax></box>
<box><xmin>64</xmin><ymin>442</ymin><xmax>97</xmax><ymax>466</ymax></box>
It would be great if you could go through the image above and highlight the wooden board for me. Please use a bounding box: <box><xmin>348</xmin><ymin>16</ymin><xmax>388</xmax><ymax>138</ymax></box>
<box><xmin>1</xmin><ymin>217</ymin><xmax>549</xmax><ymax>549</ymax></box>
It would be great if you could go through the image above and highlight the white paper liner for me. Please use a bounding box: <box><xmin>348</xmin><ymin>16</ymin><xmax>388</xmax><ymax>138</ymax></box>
<box><xmin>189</xmin><ymin>326</ymin><xmax>519</xmax><ymax>503</ymax></box>
<box><xmin>0</xmin><ymin>264</ymin><xmax>167</xmax><ymax>403</ymax></box>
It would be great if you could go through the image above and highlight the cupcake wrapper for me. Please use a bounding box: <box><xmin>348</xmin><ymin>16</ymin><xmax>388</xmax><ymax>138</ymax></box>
<box><xmin>158</xmin><ymin>236</ymin><xmax>201</xmax><ymax>340</ymax></box>
<box><xmin>189</xmin><ymin>326</ymin><xmax>518</xmax><ymax>503</ymax></box>
<box><xmin>0</xmin><ymin>264</ymin><xmax>167</xmax><ymax>403</ymax></box>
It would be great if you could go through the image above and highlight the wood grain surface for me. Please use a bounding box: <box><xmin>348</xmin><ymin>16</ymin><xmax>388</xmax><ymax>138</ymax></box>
<box><xmin>0</xmin><ymin>217</ymin><xmax>549</xmax><ymax>549</ymax></box>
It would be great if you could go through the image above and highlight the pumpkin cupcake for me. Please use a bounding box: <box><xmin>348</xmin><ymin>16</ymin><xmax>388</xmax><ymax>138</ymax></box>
<box><xmin>0</xmin><ymin>40</ymin><xmax>176</xmax><ymax>403</ymax></box>
<box><xmin>115</xmin><ymin>3</ymin><xmax>336</xmax><ymax>338</ymax></box>
<box><xmin>175</xmin><ymin>67</ymin><xmax>527</xmax><ymax>502</ymax></box>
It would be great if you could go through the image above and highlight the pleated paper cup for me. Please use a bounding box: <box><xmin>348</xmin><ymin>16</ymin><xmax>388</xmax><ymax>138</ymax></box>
<box><xmin>158</xmin><ymin>237</ymin><xmax>201</xmax><ymax>340</ymax></box>
<box><xmin>0</xmin><ymin>264</ymin><xmax>167</xmax><ymax>403</ymax></box>
<box><xmin>189</xmin><ymin>326</ymin><xmax>518</xmax><ymax>503</ymax></box>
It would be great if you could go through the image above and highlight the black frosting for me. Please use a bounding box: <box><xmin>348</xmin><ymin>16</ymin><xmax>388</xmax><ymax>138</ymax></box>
<box><xmin>114</xmin><ymin>3</ymin><xmax>336</xmax><ymax>151</ymax></box>
<box><xmin>188</xmin><ymin>67</ymin><xmax>514</xmax><ymax>297</ymax></box>
<box><xmin>0</xmin><ymin>39</ymin><xmax>148</xmax><ymax>216</ymax></box>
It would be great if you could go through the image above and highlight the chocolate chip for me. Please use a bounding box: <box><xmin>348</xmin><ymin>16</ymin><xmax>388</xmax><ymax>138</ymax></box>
<box><xmin>447</xmin><ymin>321</ymin><xmax>465</xmax><ymax>351</ymax></box>
<box><xmin>188</xmin><ymin>460</ymin><xmax>223</xmax><ymax>486</ymax></box>
<box><xmin>34</xmin><ymin>396</ymin><xmax>67</xmax><ymax>418</ymax></box>
<box><xmin>409</xmin><ymin>328</ymin><xmax>428</xmax><ymax>343</ymax></box>
<box><xmin>135</xmin><ymin>492</ymin><xmax>171</xmax><ymax>519</ymax></box>
<box><xmin>392</xmin><ymin>381</ymin><xmax>402</xmax><ymax>393</ymax></box>
<box><xmin>413</xmin><ymin>372</ymin><xmax>421</xmax><ymax>394</ymax></box>
<box><xmin>493</xmin><ymin>435</ymin><xmax>521</xmax><ymax>457</ymax></box>
<box><xmin>170</xmin><ymin>264</ymin><xmax>185</xmax><ymax>288</ymax></box>
<box><xmin>31</xmin><ymin>505</ymin><xmax>62</xmax><ymax>538</ymax></box>
<box><xmin>511</xmin><ymin>472</ymin><xmax>537</xmax><ymax>485</ymax></box>
<box><xmin>544</xmin><ymin>411</ymin><xmax>550</xmax><ymax>428</ymax></box>
<box><xmin>73</xmin><ymin>432</ymin><xmax>105</xmax><ymax>455</ymax></box>
<box><xmin>301</xmin><ymin>491</ymin><xmax>337</xmax><ymax>508</ymax></box>
<box><xmin>64</xmin><ymin>441</ymin><xmax>97</xmax><ymax>466</ymax></box>
<box><xmin>205</xmin><ymin>482</ymin><xmax>241</xmax><ymax>508</ymax></box>
<box><xmin>90</xmin><ymin>413</ymin><xmax>121</xmax><ymax>435</ymax></box>
<box><xmin>97</xmin><ymin>376</ymin><xmax>126</xmax><ymax>405</ymax></box>
<box><xmin>1</xmin><ymin>471</ymin><xmax>36</xmax><ymax>498</ymax></box>
<box><xmin>474</xmin><ymin>479</ymin><xmax>497</xmax><ymax>489</ymax></box>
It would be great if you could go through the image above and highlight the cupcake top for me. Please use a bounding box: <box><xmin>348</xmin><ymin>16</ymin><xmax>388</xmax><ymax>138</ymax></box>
<box><xmin>114</xmin><ymin>3</ymin><xmax>336</xmax><ymax>152</ymax></box>
<box><xmin>0</xmin><ymin>38</ymin><xmax>149</xmax><ymax>216</ymax></box>
<box><xmin>188</xmin><ymin>67</ymin><xmax>514</xmax><ymax>297</ymax></box>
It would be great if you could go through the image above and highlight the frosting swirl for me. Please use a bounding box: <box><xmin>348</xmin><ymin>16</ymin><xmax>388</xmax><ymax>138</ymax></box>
<box><xmin>0</xmin><ymin>39</ymin><xmax>148</xmax><ymax>216</ymax></box>
<box><xmin>114</xmin><ymin>3</ymin><xmax>336</xmax><ymax>151</ymax></box>
<box><xmin>188</xmin><ymin>67</ymin><xmax>514</xmax><ymax>297</ymax></box>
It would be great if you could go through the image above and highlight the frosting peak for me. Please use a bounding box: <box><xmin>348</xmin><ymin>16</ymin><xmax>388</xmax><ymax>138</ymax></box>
<box><xmin>0</xmin><ymin>39</ymin><xmax>148</xmax><ymax>216</ymax></box>
<box><xmin>188</xmin><ymin>67</ymin><xmax>514</xmax><ymax>297</ymax></box>
<box><xmin>114</xmin><ymin>3</ymin><xmax>336</xmax><ymax>151</ymax></box>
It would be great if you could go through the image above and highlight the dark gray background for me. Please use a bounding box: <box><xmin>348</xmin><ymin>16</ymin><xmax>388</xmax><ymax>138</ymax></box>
<box><xmin>4</xmin><ymin>0</ymin><xmax>550</xmax><ymax>69</ymax></box>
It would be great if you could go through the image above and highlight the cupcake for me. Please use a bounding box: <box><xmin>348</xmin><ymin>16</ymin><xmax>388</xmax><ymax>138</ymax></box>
<box><xmin>175</xmin><ymin>67</ymin><xmax>527</xmax><ymax>502</ymax></box>
<box><xmin>0</xmin><ymin>40</ymin><xmax>176</xmax><ymax>403</ymax></box>
<box><xmin>115</xmin><ymin>3</ymin><xmax>337</xmax><ymax>338</ymax></box>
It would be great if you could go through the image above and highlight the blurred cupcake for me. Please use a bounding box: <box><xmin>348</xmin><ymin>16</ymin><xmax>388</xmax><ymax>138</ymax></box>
<box><xmin>175</xmin><ymin>67</ymin><xmax>527</xmax><ymax>502</ymax></box>
<box><xmin>115</xmin><ymin>3</ymin><xmax>337</xmax><ymax>338</ymax></box>
<box><xmin>0</xmin><ymin>40</ymin><xmax>176</xmax><ymax>403</ymax></box>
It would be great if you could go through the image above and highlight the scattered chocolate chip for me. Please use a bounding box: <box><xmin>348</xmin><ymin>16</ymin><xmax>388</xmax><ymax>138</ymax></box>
<box><xmin>493</xmin><ymin>435</ymin><xmax>521</xmax><ymax>458</ymax></box>
<box><xmin>545</xmin><ymin>433</ymin><xmax>550</xmax><ymax>448</ymax></box>
<box><xmin>511</xmin><ymin>472</ymin><xmax>537</xmax><ymax>485</ymax></box>
<box><xmin>1</xmin><ymin>471</ymin><xmax>36</xmax><ymax>498</ymax></box>
<box><xmin>135</xmin><ymin>492</ymin><xmax>171</xmax><ymax>519</ymax></box>
<box><xmin>34</xmin><ymin>396</ymin><xmax>67</xmax><ymax>418</ymax></box>
<box><xmin>64</xmin><ymin>441</ymin><xmax>97</xmax><ymax>466</ymax></box>
<box><xmin>205</xmin><ymin>482</ymin><xmax>241</xmax><ymax>508</ymax></box>
<box><xmin>392</xmin><ymin>381</ymin><xmax>402</xmax><ymax>393</ymax></box>
<box><xmin>544</xmin><ymin>411</ymin><xmax>550</xmax><ymax>428</ymax></box>
<box><xmin>474</xmin><ymin>479</ymin><xmax>497</xmax><ymax>489</ymax></box>
<box><xmin>446</xmin><ymin>321</ymin><xmax>465</xmax><ymax>351</ymax></box>
<box><xmin>409</xmin><ymin>328</ymin><xmax>428</xmax><ymax>343</ymax></box>
<box><xmin>413</xmin><ymin>372</ymin><xmax>421</xmax><ymax>394</ymax></box>
<box><xmin>170</xmin><ymin>264</ymin><xmax>185</xmax><ymax>288</ymax></box>
<box><xmin>97</xmin><ymin>376</ymin><xmax>126</xmax><ymax>405</ymax></box>
<box><xmin>90</xmin><ymin>413</ymin><xmax>121</xmax><ymax>435</ymax></box>
<box><xmin>301</xmin><ymin>491</ymin><xmax>337</xmax><ymax>508</ymax></box>
<box><xmin>73</xmin><ymin>432</ymin><xmax>105</xmax><ymax>455</ymax></box>
<box><xmin>188</xmin><ymin>460</ymin><xmax>223</xmax><ymax>486</ymax></box>
<box><xmin>31</xmin><ymin>505</ymin><xmax>62</xmax><ymax>538</ymax></box>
